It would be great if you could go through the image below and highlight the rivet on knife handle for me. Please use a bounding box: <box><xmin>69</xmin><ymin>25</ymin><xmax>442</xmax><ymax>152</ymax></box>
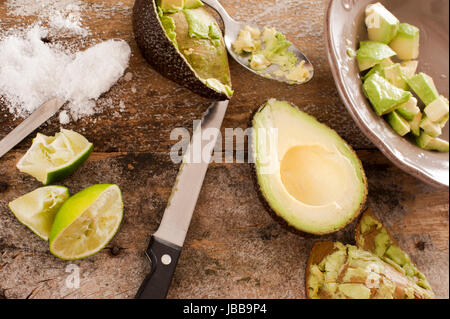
<box><xmin>135</xmin><ymin>236</ymin><xmax>182</xmax><ymax>299</ymax></box>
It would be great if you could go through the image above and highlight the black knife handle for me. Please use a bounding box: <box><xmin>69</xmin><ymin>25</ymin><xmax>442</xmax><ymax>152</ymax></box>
<box><xmin>135</xmin><ymin>236</ymin><xmax>182</xmax><ymax>299</ymax></box>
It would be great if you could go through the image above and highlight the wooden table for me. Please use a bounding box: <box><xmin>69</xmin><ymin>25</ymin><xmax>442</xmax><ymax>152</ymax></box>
<box><xmin>0</xmin><ymin>0</ymin><xmax>448</xmax><ymax>299</ymax></box>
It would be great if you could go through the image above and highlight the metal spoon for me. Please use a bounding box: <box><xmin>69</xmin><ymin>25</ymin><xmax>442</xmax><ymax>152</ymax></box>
<box><xmin>202</xmin><ymin>0</ymin><xmax>314</xmax><ymax>84</ymax></box>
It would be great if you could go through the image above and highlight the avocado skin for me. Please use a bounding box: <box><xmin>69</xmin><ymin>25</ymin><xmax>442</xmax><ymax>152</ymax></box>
<box><xmin>132</xmin><ymin>0</ymin><xmax>229</xmax><ymax>100</ymax></box>
<box><xmin>250</xmin><ymin>100</ymin><xmax>368</xmax><ymax>236</ymax></box>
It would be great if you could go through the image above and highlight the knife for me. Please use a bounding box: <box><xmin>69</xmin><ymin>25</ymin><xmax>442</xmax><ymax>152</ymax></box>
<box><xmin>135</xmin><ymin>100</ymin><xmax>229</xmax><ymax>299</ymax></box>
<box><xmin>0</xmin><ymin>98</ymin><xmax>66</xmax><ymax>159</ymax></box>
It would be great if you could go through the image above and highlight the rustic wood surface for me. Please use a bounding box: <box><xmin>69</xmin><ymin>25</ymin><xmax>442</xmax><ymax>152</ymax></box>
<box><xmin>0</xmin><ymin>0</ymin><xmax>448</xmax><ymax>299</ymax></box>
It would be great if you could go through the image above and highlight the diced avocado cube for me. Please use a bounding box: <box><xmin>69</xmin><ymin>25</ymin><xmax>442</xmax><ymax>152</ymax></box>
<box><xmin>380</xmin><ymin>58</ymin><xmax>394</xmax><ymax>66</ymax></box>
<box><xmin>397</xmin><ymin>97</ymin><xmax>419</xmax><ymax>121</ymax></box>
<box><xmin>184</xmin><ymin>0</ymin><xmax>203</xmax><ymax>9</ymax></box>
<box><xmin>356</xmin><ymin>41</ymin><xmax>396</xmax><ymax>72</ymax></box>
<box><xmin>362</xmin><ymin>63</ymin><xmax>384</xmax><ymax>81</ymax></box>
<box><xmin>362</xmin><ymin>58</ymin><xmax>395</xmax><ymax>81</ymax></box>
<box><xmin>389</xmin><ymin>23</ymin><xmax>420</xmax><ymax>60</ymax></box>
<box><xmin>424</xmin><ymin>96</ymin><xmax>449</xmax><ymax>122</ymax></box>
<box><xmin>407</xmin><ymin>73</ymin><xmax>440</xmax><ymax>105</ymax></box>
<box><xmin>420</xmin><ymin>116</ymin><xmax>442</xmax><ymax>137</ymax></box>
<box><xmin>409</xmin><ymin>111</ymin><xmax>423</xmax><ymax>136</ymax></box>
<box><xmin>158</xmin><ymin>0</ymin><xmax>184</xmax><ymax>12</ymax></box>
<box><xmin>384</xmin><ymin>63</ymin><xmax>409</xmax><ymax>90</ymax></box>
<box><xmin>386</xmin><ymin>111</ymin><xmax>411</xmax><ymax>136</ymax></box>
<box><xmin>416</xmin><ymin>133</ymin><xmax>449</xmax><ymax>152</ymax></box>
<box><xmin>400</xmin><ymin>60</ymin><xmax>418</xmax><ymax>78</ymax></box>
<box><xmin>365</xmin><ymin>2</ymin><xmax>399</xmax><ymax>44</ymax></box>
<box><xmin>439</xmin><ymin>113</ymin><xmax>449</xmax><ymax>129</ymax></box>
<box><xmin>363</xmin><ymin>73</ymin><xmax>412</xmax><ymax>116</ymax></box>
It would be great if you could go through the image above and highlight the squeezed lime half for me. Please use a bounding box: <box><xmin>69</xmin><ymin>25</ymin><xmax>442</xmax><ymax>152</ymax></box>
<box><xmin>49</xmin><ymin>184</ymin><xmax>123</xmax><ymax>260</ymax></box>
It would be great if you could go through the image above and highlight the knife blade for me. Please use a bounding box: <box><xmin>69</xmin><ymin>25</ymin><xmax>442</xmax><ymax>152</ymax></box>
<box><xmin>0</xmin><ymin>98</ymin><xmax>66</xmax><ymax>159</ymax></box>
<box><xmin>135</xmin><ymin>100</ymin><xmax>229</xmax><ymax>299</ymax></box>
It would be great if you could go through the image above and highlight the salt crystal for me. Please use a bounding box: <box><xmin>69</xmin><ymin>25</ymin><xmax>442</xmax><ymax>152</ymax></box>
<box><xmin>0</xmin><ymin>25</ymin><xmax>131</xmax><ymax>121</ymax></box>
<box><xmin>6</xmin><ymin>0</ymin><xmax>90</xmax><ymax>37</ymax></box>
<box><xmin>59</xmin><ymin>110</ymin><xmax>70</xmax><ymax>125</ymax></box>
<box><xmin>119</xmin><ymin>100</ymin><xmax>126</xmax><ymax>112</ymax></box>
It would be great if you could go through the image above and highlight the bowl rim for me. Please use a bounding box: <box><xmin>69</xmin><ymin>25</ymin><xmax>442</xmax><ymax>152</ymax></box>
<box><xmin>325</xmin><ymin>0</ymin><xmax>449</xmax><ymax>189</ymax></box>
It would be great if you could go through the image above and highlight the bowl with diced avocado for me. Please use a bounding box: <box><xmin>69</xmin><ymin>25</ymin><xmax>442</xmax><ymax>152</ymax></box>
<box><xmin>326</xmin><ymin>0</ymin><xmax>449</xmax><ymax>188</ymax></box>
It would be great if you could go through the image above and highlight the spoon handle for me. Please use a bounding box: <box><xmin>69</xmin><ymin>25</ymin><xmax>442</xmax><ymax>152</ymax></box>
<box><xmin>202</xmin><ymin>0</ymin><xmax>236</xmax><ymax>28</ymax></box>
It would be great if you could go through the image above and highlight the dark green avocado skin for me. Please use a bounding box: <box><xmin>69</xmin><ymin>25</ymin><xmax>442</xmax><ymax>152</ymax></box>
<box><xmin>132</xmin><ymin>0</ymin><xmax>229</xmax><ymax>100</ymax></box>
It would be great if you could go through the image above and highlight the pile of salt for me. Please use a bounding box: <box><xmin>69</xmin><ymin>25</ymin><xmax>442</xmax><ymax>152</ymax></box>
<box><xmin>0</xmin><ymin>26</ymin><xmax>131</xmax><ymax>122</ymax></box>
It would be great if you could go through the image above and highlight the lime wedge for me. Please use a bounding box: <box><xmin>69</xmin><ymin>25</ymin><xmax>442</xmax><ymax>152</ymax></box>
<box><xmin>8</xmin><ymin>186</ymin><xmax>70</xmax><ymax>241</ymax></box>
<box><xmin>49</xmin><ymin>184</ymin><xmax>123</xmax><ymax>260</ymax></box>
<box><xmin>17</xmin><ymin>129</ymin><xmax>93</xmax><ymax>185</ymax></box>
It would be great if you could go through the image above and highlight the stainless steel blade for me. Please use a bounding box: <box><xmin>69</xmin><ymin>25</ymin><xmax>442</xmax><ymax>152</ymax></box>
<box><xmin>0</xmin><ymin>98</ymin><xmax>66</xmax><ymax>159</ymax></box>
<box><xmin>154</xmin><ymin>100</ymin><xmax>229</xmax><ymax>247</ymax></box>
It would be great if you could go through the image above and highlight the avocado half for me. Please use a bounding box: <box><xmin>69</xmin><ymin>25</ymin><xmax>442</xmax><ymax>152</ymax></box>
<box><xmin>132</xmin><ymin>0</ymin><xmax>232</xmax><ymax>100</ymax></box>
<box><xmin>305</xmin><ymin>241</ymin><xmax>433</xmax><ymax>299</ymax></box>
<box><xmin>251</xmin><ymin>99</ymin><xmax>367</xmax><ymax>235</ymax></box>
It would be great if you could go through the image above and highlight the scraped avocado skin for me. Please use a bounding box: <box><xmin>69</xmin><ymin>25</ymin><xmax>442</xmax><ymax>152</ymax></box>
<box><xmin>355</xmin><ymin>210</ymin><xmax>434</xmax><ymax>294</ymax></box>
<box><xmin>252</xmin><ymin>99</ymin><xmax>367</xmax><ymax>235</ymax></box>
<box><xmin>132</xmin><ymin>0</ymin><xmax>231</xmax><ymax>100</ymax></box>
<box><xmin>306</xmin><ymin>241</ymin><xmax>434</xmax><ymax>299</ymax></box>
<box><xmin>169</xmin><ymin>8</ymin><xmax>232</xmax><ymax>91</ymax></box>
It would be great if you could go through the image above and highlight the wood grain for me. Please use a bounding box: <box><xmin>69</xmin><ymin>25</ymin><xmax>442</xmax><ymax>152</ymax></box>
<box><xmin>0</xmin><ymin>150</ymin><xmax>448</xmax><ymax>299</ymax></box>
<box><xmin>0</xmin><ymin>0</ymin><xmax>448</xmax><ymax>299</ymax></box>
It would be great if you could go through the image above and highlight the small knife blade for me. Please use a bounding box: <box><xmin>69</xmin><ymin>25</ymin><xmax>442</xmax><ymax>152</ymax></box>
<box><xmin>0</xmin><ymin>98</ymin><xmax>66</xmax><ymax>159</ymax></box>
<box><xmin>136</xmin><ymin>100</ymin><xmax>229</xmax><ymax>299</ymax></box>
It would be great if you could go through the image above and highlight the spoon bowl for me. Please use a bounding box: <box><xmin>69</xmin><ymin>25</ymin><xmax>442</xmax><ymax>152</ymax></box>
<box><xmin>202</xmin><ymin>0</ymin><xmax>314</xmax><ymax>84</ymax></box>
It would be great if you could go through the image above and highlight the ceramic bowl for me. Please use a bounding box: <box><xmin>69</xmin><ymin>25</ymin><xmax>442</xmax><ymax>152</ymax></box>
<box><xmin>326</xmin><ymin>0</ymin><xmax>449</xmax><ymax>188</ymax></box>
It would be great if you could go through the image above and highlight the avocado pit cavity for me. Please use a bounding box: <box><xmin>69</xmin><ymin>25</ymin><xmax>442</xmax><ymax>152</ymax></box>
<box><xmin>280</xmin><ymin>145</ymin><xmax>348</xmax><ymax>206</ymax></box>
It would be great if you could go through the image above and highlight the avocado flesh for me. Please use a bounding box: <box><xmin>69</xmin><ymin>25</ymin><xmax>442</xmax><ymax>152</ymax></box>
<box><xmin>385</xmin><ymin>111</ymin><xmax>410</xmax><ymax>136</ymax></box>
<box><xmin>232</xmin><ymin>27</ymin><xmax>310</xmax><ymax>84</ymax></box>
<box><xmin>355</xmin><ymin>210</ymin><xmax>434</xmax><ymax>294</ymax></box>
<box><xmin>389</xmin><ymin>23</ymin><xmax>420</xmax><ymax>60</ymax></box>
<box><xmin>420</xmin><ymin>115</ymin><xmax>442</xmax><ymax>137</ymax></box>
<box><xmin>363</xmin><ymin>73</ymin><xmax>412</xmax><ymax>116</ymax></box>
<box><xmin>424</xmin><ymin>96</ymin><xmax>449</xmax><ymax>122</ymax></box>
<box><xmin>365</xmin><ymin>2</ymin><xmax>399</xmax><ymax>44</ymax></box>
<box><xmin>307</xmin><ymin>241</ymin><xmax>434</xmax><ymax>299</ymax></box>
<box><xmin>184</xmin><ymin>0</ymin><xmax>203</xmax><ymax>9</ymax></box>
<box><xmin>396</xmin><ymin>97</ymin><xmax>419</xmax><ymax>121</ymax></box>
<box><xmin>356</xmin><ymin>41</ymin><xmax>396</xmax><ymax>72</ymax></box>
<box><xmin>408</xmin><ymin>112</ymin><xmax>422</xmax><ymax>137</ymax></box>
<box><xmin>407</xmin><ymin>73</ymin><xmax>439</xmax><ymax>106</ymax></box>
<box><xmin>159</xmin><ymin>6</ymin><xmax>232</xmax><ymax>97</ymax></box>
<box><xmin>416</xmin><ymin>133</ymin><xmax>449</xmax><ymax>152</ymax></box>
<box><xmin>383</xmin><ymin>63</ymin><xmax>409</xmax><ymax>90</ymax></box>
<box><xmin>252</xmin><ymin>99</ymin><xmax>367</xmax><ymax>235</ymax></box>
<box><xmin>158</xmin><ymin>0</ymin><xmax>184</xmax><ymax>12</ymax></box>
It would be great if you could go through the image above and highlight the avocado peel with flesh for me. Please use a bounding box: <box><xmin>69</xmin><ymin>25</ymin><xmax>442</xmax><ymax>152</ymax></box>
<box><xmin>355</xmin><ymin>209</ymin><xmax>434</xmax><ymax>294</ymax></box>
<box><xmin>306</xmin><ymin>240</ymin><xmax>434</xmax><ymax>299</ymax></box>
<box><xmin>252</xmin><ymin>99</ymin><xmax>367</xmax><ymax>235</ymax></box>
<box><xmin>133</xmin><ymin>0</ymin><xmax>232</xmax><ymax>100</ymax></box>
